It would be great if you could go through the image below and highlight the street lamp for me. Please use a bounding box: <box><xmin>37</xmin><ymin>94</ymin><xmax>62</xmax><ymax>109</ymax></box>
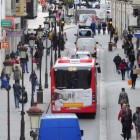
<box><xmin>27</xmin><ymin>102</ymin><xmax>43</xmax><ymax>140</ymax></box>
<box><xmin>3</xmin><ymin>56</ymin><xmax>13</xmax><ymax>140</ymax></box>
<box><xmin>18</xmin><ymin>45</ymin><xmax>28</xmax><ymax>140</ymax></box>
<box><xmin>28</xmin><ymin>34</ymin><xmax>36</xmax><ymax>106</ymax></box>
<box><xmin>37</xmin><ymin>25</ymin><xmax>44</xmax><ymax>103</ymax></box>
<box><xmin>44</xmin><ymin>20</ymin><xmax>50</xmax><ymax>88</ymax></box>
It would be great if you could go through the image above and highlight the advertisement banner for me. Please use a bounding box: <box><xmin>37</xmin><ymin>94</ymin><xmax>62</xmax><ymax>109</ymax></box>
<box><xmin>1</xmin><ymin>41</ymin><xmax>10</xmax><ymax>49</ymax></box>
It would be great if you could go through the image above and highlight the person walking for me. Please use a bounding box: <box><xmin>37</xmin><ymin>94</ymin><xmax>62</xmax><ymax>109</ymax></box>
<box><xmin>113</xmin><ymin>54</ymin><xmax>121</xmax><ymax>71</ymax></box>
<box><xmin>124</xmin><ymin>39</ymin><xmax>130</xmax><ymax>57</ymax></box>
<box><xmin>119</xmin><ymin>59</ymin><xmax>126</xmax><ymax>80</ymax></box>
<box><xmin>123</xmin><ymin>29</ymin><xmax>128</xmax><ymax>39</ymax></box>
<box><xmin>13</xmin><ymin>80</ymin><xmax>21</xmax><ymax>108</ymax></box>
<box><xmin>63</xmin><ymin>32</ymin><xmax>68</xmax><ymax>49</ymax></box>
<box><xmin>10</xmin><ymin>50</ymin><xmax>16</xmax><ymax>60</ymax></box>
<box><xmin>114</xmin><ymin>33</ymin><xmax>118</xmax><ymax>50</ymax></box>
<box><xmin>0</xmin><ymin>68</ymin><xmax>6</xmax><ymax>89</ymax></box>
<box><xmin>130</xmin><ymin>65</ymin><xmax>138</xmax><ymax>89</ymax></box>
<box><xmin>118</xmin><ymin>104</ymin><xmax>126</xmax><ymax>136</ymax></box>
<box><xmin>12</xmin><ymin>55</ymin><xmax>20</xmax><ymax>65</ymax></box>
<box><xmin>102</xmin><ymin>21</ymin><xmax>107</xmax><ymax>35</ymax></box>
<box><xmin>23</xmin><ymin>53</ymin><xmax>29</xmax><ymax>73</ymax></box>
<box><xmin>118</xmin><ymin>88</ymin><xmax>129</xmax><ymax>108</ymax></box>
<box><xmin>137</xmin><ymin>50</ymin><xmax>140</xmax><ymax>68</ymax></box>
<box><xmin>34</xmin><ymin>48</ymin><xmax>40</xmax><ymax>69</ymax></box>
<box><xmin>13</xmin><ymin>60</ymin><xmax>21</xmax><ymax>71</ymax></box>
<box><xmin>29</xmin><ymin>70</ymin><xmax>38</xmax><ymax>94</ymax></box>
<box><xmin>13</xmin><ymin>66</ymin><xmax>21</xmax><ymax>83</ymax></box>
<box><xmin>133</xmin><ymin>107</ymin><xmax>140</xmax><ymax>140</ymax></box>
<box><xmin>126</xmin><ymin>59</ymin><xmax>132</xmax><ymax>79</ymax></box>
<box><xmin>122</xmin><ymin>111</ymin><xmax>132</xmax><ymax>140</ymax></box>
<box><xmin>19</xmin><ymin>87</ymin><xmax>28</xmax><ymax>113</ymax></box>
<box><xmin>129</xmin><ymin>49</ymin><xmax>135</xmax><ymax>65</ymax></box>
<box><xmin>127</xmin><ymin>32</ymin><xmax>133</xmax><ymax>42</ymax></box>
<box><xmin>91</xmin><ymin>20</ymin><xmax>96</xmax><ymax>35</ymax></box>
<box><xmin>98</xmin><ymin>23</ymin><xmax>101</xmax><ymax>35</ymax></box>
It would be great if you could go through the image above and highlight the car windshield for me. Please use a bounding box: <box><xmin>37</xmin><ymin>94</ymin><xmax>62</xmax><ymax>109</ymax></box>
<box><xmin>79</xmin><ymin>30</ymin><xmax>92</xmax><ymax>37</ymax></box>
<box><xmin>54</xmin><ymin>68</ymin><xmax>92</xmax><ymax>89</ymax></box>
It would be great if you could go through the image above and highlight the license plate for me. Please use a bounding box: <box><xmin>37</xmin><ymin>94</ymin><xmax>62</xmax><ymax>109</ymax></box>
<box><xmin>69</xmin><ymin>107</ymin><xmax>78</xmax><ymax>109</ymax></box>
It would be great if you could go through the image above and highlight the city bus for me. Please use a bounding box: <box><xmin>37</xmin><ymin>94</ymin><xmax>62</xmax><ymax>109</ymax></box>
<box><xmin>51</xmin><ymin>57</ymin><xmax>100</xmax><ymax>115</ymax></box>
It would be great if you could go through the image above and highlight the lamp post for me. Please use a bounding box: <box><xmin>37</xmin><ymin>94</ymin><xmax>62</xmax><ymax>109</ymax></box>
<box><xmin>37</xmin><ymin>25</ymin><xmax>44</xmax><ymax>103</ymax></box>
<box><xmin>3</xmin><ymin>57</ymin><xmax>13</xmax><ymax>140</ymax></box>
<box><xmin>27</xmin><ymin>102</ymin><xmax>43</xmax><ymax>140</ymax></box>
<box><xmin>58</xmin><ymin>5</ymin><xmax>62</xmax><ymax>58</ymax></box>
<box><xmin>44</xmin><ymin>20</ymin><xmax>50</xmax><ymax>88</ymax></box>
<box><xmin>18</xmin><ymin>45</ymin><xmax>28</xmax><ymax>140</ymax></box>
<box><xmin>28</xmin><ymin>34</ymin><xmax>36</xmax><ymax>106</ymax></box>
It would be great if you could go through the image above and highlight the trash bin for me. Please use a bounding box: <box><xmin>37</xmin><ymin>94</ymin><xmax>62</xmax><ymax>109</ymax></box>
<box><xmin>108</xmin><ymin>42</ymin><xmax>112</xmax><ymax>51</ymax></box>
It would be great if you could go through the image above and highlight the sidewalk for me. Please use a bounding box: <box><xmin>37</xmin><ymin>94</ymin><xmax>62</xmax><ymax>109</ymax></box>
<box><xmin>98</xmin><ymin>35</ymin><xmax>140</xmax><ymax>140</ymax></box>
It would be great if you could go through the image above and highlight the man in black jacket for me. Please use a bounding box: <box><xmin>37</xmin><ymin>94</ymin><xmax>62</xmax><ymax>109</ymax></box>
<box><xmin>113</xmin><ymin>54</ymin><xmax>121</xmax><ymax>71</ymax></box>
<box><xmin>102</xmin><ymin>21</ymin><xmax>107</xmax><ymax>35</ymax></box>
<box><xmin>23</xmin><ymin>54</ymin><xmax>29</xmax><ymax>73</ymax></box>
<box><xmin>34</xmin><ymin>48</ymin><xmax>41</xmax><ymax>69</ymax></box>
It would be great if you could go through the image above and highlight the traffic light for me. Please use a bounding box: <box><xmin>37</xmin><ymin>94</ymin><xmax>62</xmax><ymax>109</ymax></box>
<box><xmin>61</xmin><ymin>18</ymin><xmax>65</xmax><ymax>27</ymax></box>
<box><xmin>109</xmin><ymin>18</ymin><xmax>112</xmax><ymax>29</ymax></box>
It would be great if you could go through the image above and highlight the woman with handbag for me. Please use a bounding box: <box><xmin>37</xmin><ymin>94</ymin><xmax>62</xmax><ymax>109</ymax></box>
<box><xmin>122</xmin><ymin>111</ymin><xmax>132</xmax><ymax>140</ymax></box>
<box><xmin>119</xmin><ymin>59</ymin><xmax>127</xmax><ymax>80</ymax></box>
<box><xmin>19</xmin><ymin>87</ymin><xmax>28</xmax><ymax>113</ymax></box>
<box><xmin>130</xmin><ymin>65</ymin><xmax>138</xmax><ymax>89</ymax></box>
<box><xmin>29</xmin><ymin>70</ymin><xmax>38</xmax><ymax>94</ymax></box>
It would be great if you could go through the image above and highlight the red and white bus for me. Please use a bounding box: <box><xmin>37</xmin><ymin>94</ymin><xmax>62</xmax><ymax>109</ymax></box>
<box><xmin>51</xmin><ymin>57</ymin><xmax>100</xmax><ymax>115</ymax></box>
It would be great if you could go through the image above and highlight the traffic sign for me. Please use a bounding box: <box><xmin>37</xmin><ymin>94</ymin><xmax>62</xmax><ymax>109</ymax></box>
<box><xmin>74</xmin><ymin>0</ymin><xmax>79</xmax><ymax>4</ymax></box>
<box><xmin>1</xmin><ymin>19</ymin><xmax>12</xmax><ymax>27</ymax></box>
<box><xmin>64</xmin><ymin>0</ymin><xmax>73</xmax><ymax>3</ymax></box>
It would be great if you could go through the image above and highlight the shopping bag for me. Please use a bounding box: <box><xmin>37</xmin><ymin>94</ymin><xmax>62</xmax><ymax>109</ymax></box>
<box><xmin>131</xmin><ymin>124</ymin><xmax>134</xmax><ymax>130</ymax></box>
<box><xmin>128</xmin><ymin>79</ymin><xmax>132</xmax><ymax>85</ymax></box>
<box><xmin>118</xmin><ymin>70</ymin><xmax>121</xmax><ymax>74</ymax></box>
<box><xmin>33</xmin><ymin>58</ymin><xmax>37</xmax><ymax>63</ymax></box>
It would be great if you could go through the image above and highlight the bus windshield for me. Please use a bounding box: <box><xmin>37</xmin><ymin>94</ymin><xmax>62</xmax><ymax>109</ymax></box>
<box><xmin>54</xmin><ymin>68</ymin><xmax>92</xmax><ymax>89</ymax></box>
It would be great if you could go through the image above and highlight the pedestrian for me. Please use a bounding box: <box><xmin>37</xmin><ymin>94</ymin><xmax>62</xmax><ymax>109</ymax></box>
<box><xmin>113</xmin><ymin>54</ymin><xmax>121</xmax><ymax>71</ymax></box>
<box><xmin>123</xmin><ymin>29</ymin><xmax>128</xmax><ymax>39</ymax></box>
<box><xmin>63</xmin><ymin>32</ymin><xmax>68</xmax><ymax>49</ymax></box>
<box><xmin>0</xmin><ymin>68</ymin><xmax>6</xmax><ymax>89</ymax></box>
<box><xmin>47</xmin><ymin>31</ymin><xmax>52</xmax><ymax>55</ymax></box>
<box><xmin>126</xmin><ymin>59</ymin><xmax>132</xmax><ymax>79</ymax></box>
<box><xmin>118</xmin><ymin>103</ymin><xmax>126</xmax><ymax>136</ymax></box>
<box><xmin>13</xmin><ymin>60</ymin><xmax>21</xmax><ymax>71</ymax></box>
<box><xmin>133</xmin><ymin>107</ymin><xmax>140</xmax><ymax>140</ymax></box>
<box><xmin>98</xmin><ymin>23</ymin><xmax>101</xmax><ymax>35</ymax></box>
<box><xmin>17</xmin><ymin>41</ymin><xmax>22</xmax><ymax>50</ymax></box>
<box><xmin>129</xmin><ymin>49</ymin><xmax>135</xmax><ymax>65</ymax></box>
<box><xmin>23</xmin><ymin>53</ymin><xmax>29</xmax><ymax>73</ymax></box>
<box><xmin>29</xmin><ymin>70</ymin><xmax>38</xmax><ymax>94</ymax></box>
<box><xmin>13</xmin><ymin>80</ymin><xmax>21</xmax><ymax>108</ymax></box>
<box><xmin>34</xmin><ymin>48</ymin><xmax>40</xmax><ymax>69</ymax></box>
<box><xmin>122</xmin><ymin>111</ymin><xmax>132</xmax><ymax>140</ymax></box>
<box><xmin>127</xmin><ymin>32</ymin><xmax>133</xmax><ymax>42</ymax></box>
<box><xmin>127</xmin><ymin>43</ymin><xmax>133</xmax><ymax>57</ymax></box>
<box><xmin>10</xmin><ymin>50</ymin><xmax>16</xmax><ymax>60</ymax></box>
<box><xmin>124</xmin><ymin>39</ymin><xmax>130</xmax><ymax>57</ymax></box>
<box><xmin>119</xmin><ymin>59</ymin><xmax>126</xmax><ymax>80</ymax></box>
<box><xmin>130</xmin><ymin>65</ymin><xmax>138</xmax><ymax>89</ymax></box>
<box><xmin>13</xmin><ymin>66</ymin><xmax>22</xmax><ymax>83</ymax></box>
<box><xmin>19</xmin><ymin>87</ymin><xmax>28</xmax><ymax>113</ymax></box>
<box><xmin>118</xmin><ymin>88</ymin><xmax>129</xmax><ymax>108</ymax></box>
<box><xmin>107</xmin><ymin>21</ymin><xmax>110</xmax><ymax>34</ymax></box>
<box><xmin>137</xmin><ymin>50</ymin><xmax>140</xmax><ymax>68</ymax></box>
<box><xmin>114</xmin><ymin>33</ymin><xmax>118</xmax><ymax>50</ymax></box>
<box><xmin>12</xmin><ymin>55</ymin><xmax>20</xmax><ymax>65</ymax></box>
<box><xmin>91</xmin><ymin>20</ymin><xmax>96</xmax><ymax>35</ymax></box>
<box><xmin>41</xmin><ymin>0</ymin><xmax>45</xmax><ymax>12</ymax></box>
<box><xmin>102</xmin><ymin>21</ymin><xmax>107</xmax><ymax>35</ymax></box>
<box><xmin>111</xmin><ymin>26</ymin><xmax>115</xmax><ymax>38</ymax></box>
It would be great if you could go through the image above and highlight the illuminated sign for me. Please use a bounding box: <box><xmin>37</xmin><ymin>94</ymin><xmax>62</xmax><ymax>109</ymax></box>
<box><xmin>2</xmin><ymin>42</ymin><xmax>10</xmax><ymax>49</ymax></box>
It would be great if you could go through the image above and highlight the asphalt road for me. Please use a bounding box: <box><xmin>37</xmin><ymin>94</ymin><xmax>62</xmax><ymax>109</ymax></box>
<box><xmin>47</xmin><ymin>27</ymin><xmax>101</xmax><ymax>140</ymax></box>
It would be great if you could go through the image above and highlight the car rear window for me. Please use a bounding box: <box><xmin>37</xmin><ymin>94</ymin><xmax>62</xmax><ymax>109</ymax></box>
<box><xmin>79</xmin><ymin>30</ymin><xmax>92</xmax><ymax>37</ymax></box>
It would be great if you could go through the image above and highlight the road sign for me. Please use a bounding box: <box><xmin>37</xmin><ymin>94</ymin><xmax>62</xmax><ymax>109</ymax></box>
<box><xmin>1</xmin><ymin>42</ymin><xmax>10</xmax><ymax>49</ymax></box>
<box><xmin>1</xmin><ymin>19</ymin><xmax>12</xmax><ymax>27</ymax></box>
<box><xmin>64</xmin><ymin>0</ymin><xmax>73</xmax><ymax>3</ymax></box>
<box><xmin>74</xmin><ymin>0</ymin><xmax>79</xmax><ymax>4</ymax></box>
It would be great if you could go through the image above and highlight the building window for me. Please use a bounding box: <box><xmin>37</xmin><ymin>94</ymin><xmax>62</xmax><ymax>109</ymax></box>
<box><xmin>11</xmin><ymin>0</ymin><xmax>16</xmax><ymax>10</ymax></box>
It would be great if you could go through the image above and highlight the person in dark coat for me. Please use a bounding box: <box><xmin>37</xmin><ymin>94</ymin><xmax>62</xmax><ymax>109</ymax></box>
<box><xmin>29</xmin><ymin>70</ymin><xmax>38</xmax><ymax>94</ymax></box>
<box><xmin>122</xmin><ymin>111</ymin><xmax>132</xmax><ymax>140</ymax></box>
<box><xmin>130</xmin><ymin>65</ymin><xmax>138</xmax><ymax>89</ymax></box>
<box><xmin>23</xmin><ymin>54</ymin><xmax>29</xmax><ymax>73</ymax></box>
<box><xmin>119</xmin><ymin>59</ymin><xmax>127</xmax><ymax>80</ymax></box>
<box><xmin>113</xmin><ymin>54</ymin><xmax>121</xmax><ymax>71</ymax></box>
<box><xmin>10</xmin><ymin>50</ymin><xmax>16</xmax><ymax>60</ymax></box>
<box><xmin>13</xmin><ymin>80</ymin><xmax>22</xmax><ymax>108</ymax></box>
<box><xmin>19</xmin><ymin>87</ymin><xmax>28</xmax><ymax>113</ymax></box>
<box><xmin>102</xmin><ymin>21</ymin><xmax>107</xmax><ymax>35</ymax></box>
<box><xmin>91</xmin><ymin>21</ymin><xmax>96</xmax><ymax>35</ymax></box>
<box><xmin>127</xmin><ymin>33</ymin><xmax>133</xmax><ymax>42</ymax></box>
<box><xmin>34</xmin><ymin>49</ymin><xmax>40</xmax><ymax>69</ymax></box>
<box><xmin>129</xmin><ymin>49</ymin><xmax>135</xmax><ymax>65</ymax></box>
<box><xmin>124</xmin><ymin>40</ymin><xmax>130</xmax><ymax>57</ymax></box>
<box><xmin>127</xmin><ymin>43</ymin><xmax>133</xmax><ymax>57</ymax></box>
<box><xmin>118</xmin><ymin>88</ymin><xmax>129</xmax><ymax>108</ymax></box>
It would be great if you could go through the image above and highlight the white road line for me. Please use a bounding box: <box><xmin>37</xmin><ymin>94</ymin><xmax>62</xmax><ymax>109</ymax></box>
<box><xmin>100</xmin><ymin>48</ymin><xmax>107</xmax><ymax>140</ymax></box>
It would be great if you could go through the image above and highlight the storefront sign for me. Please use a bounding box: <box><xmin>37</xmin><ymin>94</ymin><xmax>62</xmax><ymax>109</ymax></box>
<box><xmin>7</xmin><ymin>31</ymin><xmax>23</xmax><ymax>37</ymax></box>
<box><xmin>74</xmin><ymin>0</ymin><xmax>79</xmax><ymax>4</ymax></box>
<box><xmin>1</xmin><ymin>41</ymin><xmax>10</xmax><ymax>49</ymax></box>
<box><xmin>4</xmin><ymin>17</ymin><xmax>14</xmax><ymax>29</ymax></box>
<box><xmin>1</xmin><ymin>19</ymin><xmax>12</xmax><ymax>27</ymax></box>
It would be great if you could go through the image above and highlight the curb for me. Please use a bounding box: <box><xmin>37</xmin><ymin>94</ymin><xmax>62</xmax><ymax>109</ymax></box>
<box><xmin>100</xmin><ymin>48</ymin><xmax>107</xmax><ymax>140</ymax></box>
<box><xmin>64</xmin><ymin>25</ymin><xmax>78</xmax><ymax>31</ymax></box>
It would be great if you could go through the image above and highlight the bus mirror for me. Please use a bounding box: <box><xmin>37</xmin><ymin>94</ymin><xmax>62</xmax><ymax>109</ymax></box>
<box><xmin>80</xmin><ymin>130</ymin><xmax>84</xmax><ymax>136</ymax></box>
<box><xmin>96</xmin><ymin>63</ymin><xmax>98</xmax><ymax>65</ymax></box>
<box><xmin>97</xmin><ymin>67</ymin><xmax>101</xmax><ymax>73</ymax></box>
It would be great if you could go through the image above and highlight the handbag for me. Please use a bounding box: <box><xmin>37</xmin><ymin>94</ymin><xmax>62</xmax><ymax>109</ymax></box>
<box><xmin>118</xmin><ymin>70</ymin><xmax>121</xmax><ymax>74</ymax></box>
<box><xmin>128</xmin><ymin>79</ymin><xmax>132</xmax><ymax>85</ymax></box>
<box><xmin>131</xmin><ymin>124</ymin><xmax>134</xmax><ymax>130</ymax></box>
<box><xmin>33</xmin><ymin>58</ymin><xmax>37</xmax><ymax>63</ymax></box>
<box><xmin>122</xmin><ymin>45</ymin><xmax>124</xmax><ymax>49</ymax></box>
<box><xmin>5</xmin><ymin>84</ymin><xmax>11</xmax><ymax>91</ymax></box>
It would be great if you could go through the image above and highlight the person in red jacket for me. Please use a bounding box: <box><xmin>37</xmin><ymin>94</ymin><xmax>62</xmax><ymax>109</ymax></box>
<box><xmin>119</xmin><ymin>59</ymin><xmax>127</xmax><ymax>80</ymax></box>
<box><xmin>118</xmin><ymin>103</ymin><xmax>126</xmax><ymax>136</ymax></box>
